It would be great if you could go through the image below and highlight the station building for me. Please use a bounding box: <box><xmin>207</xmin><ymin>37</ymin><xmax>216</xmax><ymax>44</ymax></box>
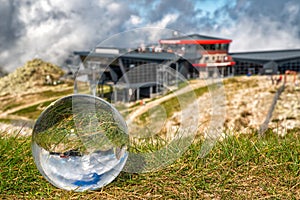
<box><xmin>74</xmin><ymin>33</ymin><xmax>300</xmax><ymax>101</ymax></box>
<box><xmin>74</xmin><ymin>34</ymin><xmax>235</xmax><ymax>101</ymax></box>
<box><xmin>159</xmin><ymin>34</ymin><xmax>235</xmax><ymax>77</ymax></box>
<box><xmin>230</xmin><ymin>49</ymin><xmax>300</xmax><ymax>75</ymax></box>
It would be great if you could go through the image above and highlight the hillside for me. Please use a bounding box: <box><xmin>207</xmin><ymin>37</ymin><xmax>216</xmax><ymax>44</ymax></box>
<box><xmin>0</xmin><ymin>59</ymin><xmax>73</xmax><ymax>135</ymax></box>
<box><xmin>0</xmin><ymin>59</ymin><xmax>65</xmax><ymax>96</ymax></box>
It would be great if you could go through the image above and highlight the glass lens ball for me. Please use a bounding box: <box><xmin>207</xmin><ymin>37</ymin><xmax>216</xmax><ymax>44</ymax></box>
<box><xmin>31</xmin><ymin>94</ymin><xmax>128</xmax><ymax>191</ymax></box>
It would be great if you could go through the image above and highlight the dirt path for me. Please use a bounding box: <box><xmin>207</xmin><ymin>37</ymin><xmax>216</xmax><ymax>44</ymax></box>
<box><xmin>269</xmin><ymin>83</ymin><xmax>300</xmax><ymax>136</ymax></box>
<box><xmin>125</xmin><ymin>79</ymin><xmax>207</xmax><ymax>124</ymax></box>
<box><xmin>0</xmin><ymin>86</ymin><xmax>74</xmax><ymax>136</ymax></box>
<box><xmin>0</xmin><ymin>96</ymin><xmax>60</xmax><ymax>117</ymax></box>
<box><xmin>0</xmin><ymin>85</ymin><xmax>73</xmax><ymax>117</ymax></box>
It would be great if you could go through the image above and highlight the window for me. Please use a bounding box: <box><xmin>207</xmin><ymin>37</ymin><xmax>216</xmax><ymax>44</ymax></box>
<box><xmin>204</xmin><ymin>56</ymin><xmax>209</xmax><ymax>63</ymax></box>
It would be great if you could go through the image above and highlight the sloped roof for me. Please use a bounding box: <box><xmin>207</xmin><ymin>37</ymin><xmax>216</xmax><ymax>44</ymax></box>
<box><xmin>74</xmin><ymin>50</ymin><xmax>180</xmax><ymax>61</ymax></box>
<box><xmin>123</xmin><ymin>52</ymin><xmax>179</xmax><ymax>61</ymax></box>
<box><xmin>230</xmin><ymin>49</ymin><xmax>300</xmax><ymax>62</ymax></box>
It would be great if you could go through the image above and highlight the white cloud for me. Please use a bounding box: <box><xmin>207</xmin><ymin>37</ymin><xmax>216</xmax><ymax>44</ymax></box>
<box><xmin>149</xmin><ymin>13</ymin><xmax>179</xmax><ymax>28</ymax></box>
<box><xmin>1</xmin><ymin>0</ymin><xmax>300</xmax><ymax>71</ymax></box>
<box><xmin>107</xmin><ymin>2</ymin><xmax>122</xmax><ymax>13</ymax></box>
<box><xmin>0</xmin><ymin>0</ymin><xmax>131</xmax><ymax>71</ymax></box>
<box><xmin>214</xmin><ymin>16</ymin><xmax>300</xmax><ymax>52</ymax></box>
<box><xmin>130</xmin><ymin>15</ymin><xmax>142</xmax><ymax>25</ymax></box>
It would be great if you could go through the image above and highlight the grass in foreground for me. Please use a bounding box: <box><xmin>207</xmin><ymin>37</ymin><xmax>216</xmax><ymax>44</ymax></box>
<box><xmin>0</xmin><ymin>130</ymin><xmax>299</xmax><ymax>199</ymax></box>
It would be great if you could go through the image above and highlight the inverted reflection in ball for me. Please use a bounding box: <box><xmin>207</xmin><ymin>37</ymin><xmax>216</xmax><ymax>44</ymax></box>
<box><xmin>31</xmin><ymin>95</ymin><xmax>128</xmax><ymax>191</ymax></box>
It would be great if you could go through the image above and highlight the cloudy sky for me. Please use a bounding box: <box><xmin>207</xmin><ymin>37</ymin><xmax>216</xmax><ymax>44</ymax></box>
<box><xmin>1</xmin><ymin>0</ymin><xmax>300</xmax><ymax>71</ymax></box>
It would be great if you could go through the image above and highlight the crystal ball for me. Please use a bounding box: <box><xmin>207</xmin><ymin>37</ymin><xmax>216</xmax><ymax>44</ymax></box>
<box><xmin>31</xmin><ymin>94</ymin><xmax>128</xmax><ymax>191</ymax></box>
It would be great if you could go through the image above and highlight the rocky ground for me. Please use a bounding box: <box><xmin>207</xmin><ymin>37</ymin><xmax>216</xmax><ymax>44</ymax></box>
<box><xmin>223</xmin><ymin>76</ymin><xmax>276</xmax><ymax>133</ymax></box>
<box><xmin>0</xmin><ymin>59</ymin><xmax>72</xmax><ymax>136</ymax></box>
<box><xmin>126</xmin><ymin>75</ymin><xmax>293</xmax><ymax>143</ymax></box>
<box><xmin>160</xmin><ymin>75</ymin><xmax>299</xmax><ymax>141</ymax></box>
<box><xmin>0</xmin><ymin>63</ymin><xmax>299</xmax><ymax>138</ymax></box>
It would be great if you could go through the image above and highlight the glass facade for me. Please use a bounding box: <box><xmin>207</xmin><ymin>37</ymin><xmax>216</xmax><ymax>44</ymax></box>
<box><xmin>278</xmin><ymin>58</ymin><xmax>300</xmax><ymax>73</ymax></box>
<box><xmin>233</xmin><ymin>61</ymin><xmax>263</xmax><ymax>75</ymax></box>
<box><xmin>233</xmin><ymin>58</ymin><xmax>300</xmax><ymax>75</ymax></box>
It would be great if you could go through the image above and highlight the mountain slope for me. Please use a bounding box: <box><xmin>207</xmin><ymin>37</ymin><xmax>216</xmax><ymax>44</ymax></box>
<box><xmin>0</xmin><ymin>59</ymin><xmax>64</xmax><ymax>96</ymax></box>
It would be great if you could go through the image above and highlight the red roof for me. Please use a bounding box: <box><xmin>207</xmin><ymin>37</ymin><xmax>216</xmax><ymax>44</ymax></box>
<box><xmin>159</xmin><ymin>34</ymin><xmax>232</xmax><ymax>45</ymax></box>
